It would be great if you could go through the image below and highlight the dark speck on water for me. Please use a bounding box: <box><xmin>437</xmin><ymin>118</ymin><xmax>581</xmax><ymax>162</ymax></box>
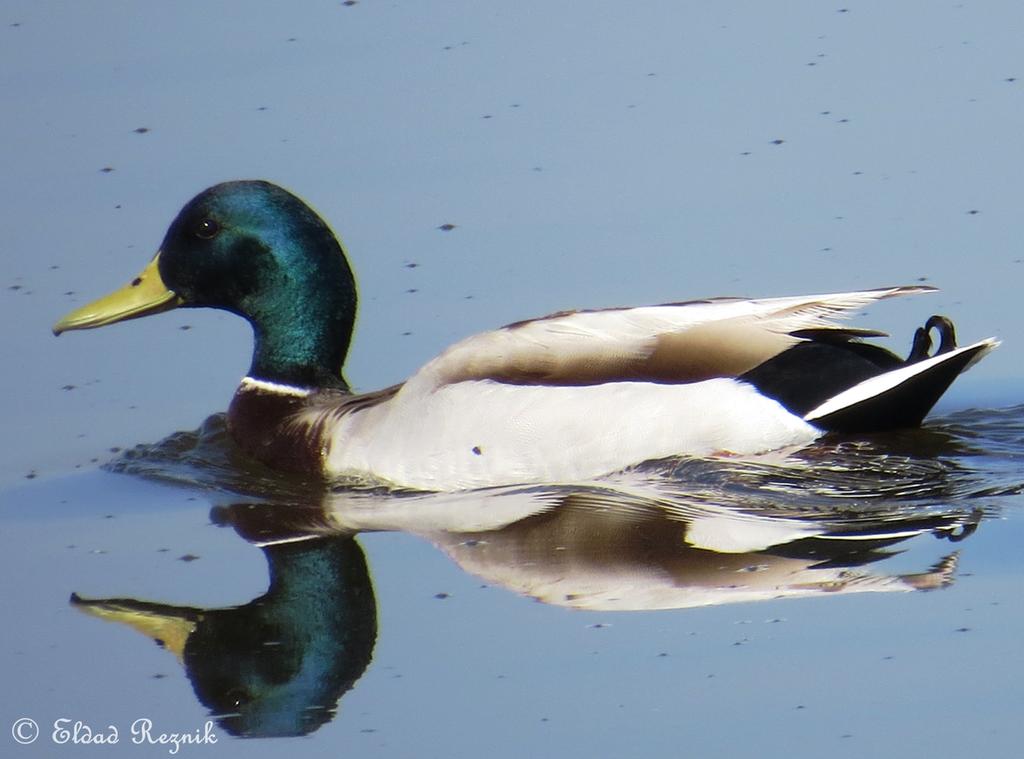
<box><xmin>99</xmin><ymin>166</ymin><xmax>114</xmax><ymax>173</ymax></box>
<box><xmin>178</xmin><ymin>554</ymin><xmax>200</xmax><ymax>562</ymax></box>
<box><xmin>132</xmin><ymin>127</ymin><xmax>150</xmax><ymax>134</ymax></box>
<box><xmin>438</xmin><ymin>223</ymin><xmax>457</xmax><ymax>231</ymax></box>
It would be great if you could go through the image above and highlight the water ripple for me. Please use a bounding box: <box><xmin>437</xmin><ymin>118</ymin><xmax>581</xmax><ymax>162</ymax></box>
<box><xmin>107</xmin><ymin>405</ymin><xmax>1024</xmax><ymax>513</ymax></box>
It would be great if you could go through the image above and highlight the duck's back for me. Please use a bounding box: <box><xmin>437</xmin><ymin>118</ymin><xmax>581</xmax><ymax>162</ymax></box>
<box><xmin>297</xmin><ymin>287</ymin><xmax>994</xmax><ymax>491</ymax></box>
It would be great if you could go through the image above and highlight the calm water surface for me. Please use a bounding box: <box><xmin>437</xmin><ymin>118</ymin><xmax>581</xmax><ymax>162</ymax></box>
<box><xmin>2</xmin><ymin>404</ymin><xmax>1023</xmax><ymax>757</ymax></box>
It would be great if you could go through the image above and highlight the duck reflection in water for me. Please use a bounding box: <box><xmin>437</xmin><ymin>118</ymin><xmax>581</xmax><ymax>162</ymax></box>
<box><xmin>71</xmin><ymin>467</ymin><xmax>984</xmax><ymax>738</ymax></box>
<box><xmin>73</xmin><ymin>535</ymin><xmax>375</xmax><ymax>738</ymax></box>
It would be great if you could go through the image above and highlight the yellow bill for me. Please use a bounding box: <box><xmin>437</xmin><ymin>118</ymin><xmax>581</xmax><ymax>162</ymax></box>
<box><xmin>53</xmin><ymin>254</ymin><xmax>183</xmax><ymax>335</ymax></box>
<box><xmin>70</xmin><ymin>592</ymin><xmax>200</xmax><ymax>663</ymax></box>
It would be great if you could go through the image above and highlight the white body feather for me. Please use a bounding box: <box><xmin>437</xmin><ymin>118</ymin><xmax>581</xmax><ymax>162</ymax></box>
<box><xmin>325</xmin><ymin>377</ymin><xmax>818</xmax><ymax>490</ymax></box>
<box><xmin>281</xmin><ymin>286</ymin><xmax>993</xmax><ymax>490</ymax></box>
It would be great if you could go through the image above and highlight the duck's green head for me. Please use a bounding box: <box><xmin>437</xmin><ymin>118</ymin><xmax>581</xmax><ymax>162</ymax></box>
<box><xmin>54</xmin><ymin>181</ymin><xmax>357</xmax><ymax>389</ymax></box>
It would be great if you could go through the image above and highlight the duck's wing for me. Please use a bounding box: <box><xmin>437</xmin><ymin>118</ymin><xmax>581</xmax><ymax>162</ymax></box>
<box><xmin>406</xmin><ymin>286</ymin><xmax>934</xmax><ymax>392</ymax></box>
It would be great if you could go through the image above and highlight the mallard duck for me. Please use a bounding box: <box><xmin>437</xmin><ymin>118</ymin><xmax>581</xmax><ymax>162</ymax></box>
<box><xmin>54</xmin><ymin>181</ymin><xmax>997</xmax><ymax>491</ymax></box>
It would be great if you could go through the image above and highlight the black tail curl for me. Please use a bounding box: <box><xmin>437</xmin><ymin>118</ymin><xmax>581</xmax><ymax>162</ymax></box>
<box><xmin>740</xmin><ymin>314</ymin><xmax>971</xmax><ymax>431</ymax></box>
<box><xmin>908</xmin><ymin>315</ymin><xmax>957</xmax><ymax>363</ymax></box>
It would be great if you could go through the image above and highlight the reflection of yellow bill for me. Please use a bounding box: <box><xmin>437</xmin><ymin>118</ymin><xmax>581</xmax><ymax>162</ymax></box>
<box><xmin>53</xmin><ymin>254</ymin><xmax>182</xmax><ymax>335</ymax></box>
<box><xmin>70</xmin><ymin>592</ymin><xmax>199</xmax><ymax>663</ymax></box>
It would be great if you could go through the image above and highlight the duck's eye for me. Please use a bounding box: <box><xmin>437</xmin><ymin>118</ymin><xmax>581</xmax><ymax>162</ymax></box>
<box><xmin>224</xmin><ymin>687</ymin><xmax>252</xmax><ymax>709</ymax></box>
<box><xmin>194</xmin><ymin>218</ymin><xmax>220</xmax><ymax>240</ymax></box>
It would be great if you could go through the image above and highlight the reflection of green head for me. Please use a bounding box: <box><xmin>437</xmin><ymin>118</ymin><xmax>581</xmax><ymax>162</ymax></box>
<box><xmin>74</xmin><ymin>536</ymin><xmax>377</xmax><ymax>738</ymax></box>
<box><xmin>188</xmin><ymin>537</ymin><xmax>377</xmax><ymax>737</ymax></box>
